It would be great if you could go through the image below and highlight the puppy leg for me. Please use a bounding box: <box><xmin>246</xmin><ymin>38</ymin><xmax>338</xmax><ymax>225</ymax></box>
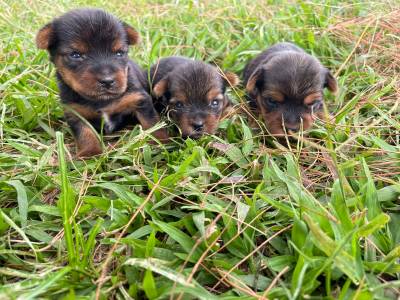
<box><xmin>101</xmin><ymin>92</ymin><xmax>169</xmax><ymax>142</ymax></box>
<box><xmin>65</xmin><ymin>113</ymin><xmax>102</xmax><ymax>158</ymax></box>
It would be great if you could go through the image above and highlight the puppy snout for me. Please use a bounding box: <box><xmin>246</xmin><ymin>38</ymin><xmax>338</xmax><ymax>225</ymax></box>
<box><xmin>98</xmin><ymin>77</ymin><xmax>115</xmax><ymax>89</ymax></box>
<box><xmin>192</xmin><ymin>120</ymin><xmax>204</xmax><ymax>131</ymax></box>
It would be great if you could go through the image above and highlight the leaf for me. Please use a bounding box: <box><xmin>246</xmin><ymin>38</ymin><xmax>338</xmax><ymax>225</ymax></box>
<box><xmin>146</xmin><ymin>230</ymin><xmax>156</xmax><ymax>258</ymax></box>
<box><xmin>377</xmin><ymin>185</ymin><xmax>400</xmax><ymax>202</ymax></box>
<box><xmin>153</xmin><ymin>220</ymin><xmax>203</xmax><ymax>260</ymax></box>
<box><xmin>6</xmin><ymin>180</ymin><xmax>28</xmax><ymax>228</ymax></box>
<box><xmin>360</xmin><ymin>158</ymin><xmax>382</xmax><ymax>220</ymax></box>
<box><xmin>240</xmin><ymin>118</ymin><xmax>254</xmax><ymax>156</ymax></box>
<box><xmin>82</xmin><ymin>218</ymin><xmax>103</xmax><ymax>267</ymax></box>
<box><xmin>143</xmin><ymin>269</ymin><xmax>157</xmax><ymax>300</ymax></box>
<box><xmin>292</xmin><ymin>217</ymin><xmax>308</xmax><ymax>250</ymax></box>
<box><xmin>193</xmin><ymin>211</ymin><xmax>205</xmax><ymax>237</ymax></box>
<box><xmin>161</xmin><ymin>149</ymin><xmax>198</xmax><ymax>187</ymax></box>
<box><xmin>18</xmin><ymin>267</ymin><xmax>71</xmax><ymax>300</ymax></box>
<box><xmin>304</xmin><ymin>214</ymin><xmax>362</xmax><ymax>284</ymax></box>
<box><xmin>56</xmin><ymin>132</ymin><xmax>76</xmax><ymax>267</ymax></box>
<box><xmin>0</xmin><ymin>209</ymin><xmax>37</xmax><ymax>258</ymax></box>
<box><xmin>125</xmin><ymin>258</ymin><xmax>192</xmax><ymax>287</ymax></box>
<box><xmin>237</xmin><ymin>201</ymin><xmax>250</xmax><ymax>225</ymax></box>
<box><xmin>356</xmin><ymin>213</ymin><xmax>390</xmax><ymax>238</ymax></box>
<box><xmin>125</xmin><ymin>258</ymin><xmax>218</xmax><ymax>300</ymax></box>
<box><xmin>331</xmin><ymin>179</ymin><xmax>353</xmax><ymax>234</ymax></box>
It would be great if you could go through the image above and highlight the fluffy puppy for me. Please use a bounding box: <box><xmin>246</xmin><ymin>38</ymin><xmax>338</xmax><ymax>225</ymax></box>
<box><xmin>148</xmin><ymin>56</ymin><xmax>239</xmax><ymax>139</ymax></box>
<box><xmin>36</xmin><ymin>8</ymin><xmax>168</xmax><ymax>157</ymax></box>
<box><xmin>243</xmin><ymin>42</ymin><xmax>337</xmax><ymax>136</ymax></box>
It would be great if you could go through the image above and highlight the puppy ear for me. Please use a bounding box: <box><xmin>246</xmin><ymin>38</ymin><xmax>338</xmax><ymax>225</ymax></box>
<box><xmin>324</xmin><ymin>69</ymin><xmax>337</xmax><ymax>93</ymax></box>
<box><xmin>246</xmin><ymin>68</ymin><xmax>264</xmax><ymax>94</ymax></box>
<box><xmin>222</xmin><ymin>71</ymin><xmax>239</xmax><ymax>87</ymax></box>
<box><xmin>36</xmin><ymin>23</ymin><xmax>54</xmax><ymax>50</ymax></box>
<box><xmin>123</xmin><ymin>23</ymin><xmax>140</xmax><ymax>45</ymax></box>
<box><xmin>153</xmin><ymin>77</ymin><xmax>168</xmax><ymax>98</ymax></box>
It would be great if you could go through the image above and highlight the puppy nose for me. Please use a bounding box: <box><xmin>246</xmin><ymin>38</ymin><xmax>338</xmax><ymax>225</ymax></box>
<box><xmin>98</xmin><ymin>77</ymin><xmax>115</xmax><ymax>88</ymax></box>
<box><xmin>192</xmin><ymin>120</ymin><xmax>204</xmax><ymax>131</ymax></box>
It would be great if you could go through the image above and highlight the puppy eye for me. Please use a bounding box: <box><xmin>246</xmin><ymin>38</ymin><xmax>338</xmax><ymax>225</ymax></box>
<box><xmin>265</xmin><ymin>97</ymin><xmax>278</xmax><ymax>106</ymax></box>
<box><xmin>115</xmin><ymin>50</ymin><xmax>125</xmax><ymax>57</ymax></box>
<box><xmin>210</xmin><ymin>99</ymin><xmax>219</xmax><ymax>108</ymax></box>
<box><xmin>175</xmin><ymin>101</ymin><xmax>183</xmax><ymax>109</ymax></box>
<box><xmin>309</xmin><ymin>100</ymin><xmax>322</xmax><ymax>107</ymax></box>
<box><xmin>70</xmin><ymin>51</ymin><xmax>82</xmax><ymax>59</ymax></box>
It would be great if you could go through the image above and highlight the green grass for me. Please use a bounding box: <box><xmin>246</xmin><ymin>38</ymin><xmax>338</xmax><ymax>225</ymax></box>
<box><xmin>1</xmin><ymin>0</ymin><xmax>400</xmax><ymax>299</ymax></box>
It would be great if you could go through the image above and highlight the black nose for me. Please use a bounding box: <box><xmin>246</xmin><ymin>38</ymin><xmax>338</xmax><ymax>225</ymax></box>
<box><xmin>98</xmin><ymin>77</ymin><xmax>115</xmax><ymax>89</ymax></box>
<box><xmin>192</xmin><ymin>120</ymin><xmax>204</xmax><ymax>131</ymax></box>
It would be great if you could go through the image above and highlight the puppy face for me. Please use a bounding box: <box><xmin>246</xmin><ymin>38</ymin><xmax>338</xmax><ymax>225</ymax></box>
<box><xmin>246</xmin><ymin>52</ymin><xmax>337</xmax><ymax>135</ymax></box>
<box><xmin>36</xmin><ymin>9</ymin><xmax>140</xmax><ymax>101</ymax></box>
<box><xmin>153</xmin><ymin>62</ymin><xmax>238</xmax><ymax>138</ymax></box>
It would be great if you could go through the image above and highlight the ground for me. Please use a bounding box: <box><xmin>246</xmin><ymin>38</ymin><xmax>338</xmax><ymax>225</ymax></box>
<box><xmin>0</xmin><ymin>0</ymin><xmax>399</xmax><ymax>299</ymax></box>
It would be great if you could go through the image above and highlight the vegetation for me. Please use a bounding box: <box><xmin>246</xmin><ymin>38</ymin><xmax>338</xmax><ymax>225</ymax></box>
<box><xmin>0</xmin><ymin>0</ymin><xmax>399</xmax><ymax>299</ymax></box>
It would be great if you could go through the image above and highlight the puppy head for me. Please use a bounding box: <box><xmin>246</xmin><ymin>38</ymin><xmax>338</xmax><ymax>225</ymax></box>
<box><xmin>153</xmin><ymin>61</ymin><xmax>238</xmax><ymax>139</ymax></box>
<box><xmin>246</xmin><ymin>52</ymin><xmax>337</xmax><ymax>136</ymax></box>
<box><xmin>36</xmin><ymin>9</ymin><xmax>140</xmax><ymax>101</ymax></box>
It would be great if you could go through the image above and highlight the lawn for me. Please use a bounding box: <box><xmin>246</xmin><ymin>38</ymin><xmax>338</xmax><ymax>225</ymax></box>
<box><xmin>0</xmin><ymin>0</ymin><xmax>399</xmax><ymax>299</ymax></box>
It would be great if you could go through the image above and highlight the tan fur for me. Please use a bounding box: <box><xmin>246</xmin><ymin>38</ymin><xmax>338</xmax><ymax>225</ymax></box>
<box><xmin>326</xmin><ymin>71</ymin><xmax>338</xmax><ymax>93</ymax></box>
<box><xmin>101</xmin><ymin>92</ymin><xmax>143</xmax><ymax>115</ymax></box>
<box><xmin>124</xmin><ymin>25</ymin><xmax>140</xmax><ymax>45</ymax></box>
<box><xmin>71</xmin><ymin>41</ymin><xmax>88</xmax><ymax>53</ymax></box>
<box><xmin>304</xmin><ymin>92</ymin><xmax>322</xmax><ymax>105</ymax></box>
<box><xmin>68</xmin><ymin>103</ymin><xmax>100</xmax><ymax>119</ymax></box>
<box><xmin>153</xmin><ymin>79</ymin><xmax>168</xmax><ymax>98</ymax></box>
<box><xmin>262</xmin><ymin>90</ymin><xmax>284</xmax><ymax>102</ymax></box>
<box><xmin>76</xmin><ymin>127</ymin><xmax>102</xmax><ymax>158</ymax></box>
<box><xmin>36</xmin><ymin>24</ymin><xmax>53</xmax><ymax>49</ymax></box>
<box><xmin>206</xmin><ymin>89</ymin><xmax>223</xmax><ymax>102</ymax></box>
<box><xmin>223</xmin><ymin>71</ymin><xmax>239</xmax><ymax>87</ymax></box>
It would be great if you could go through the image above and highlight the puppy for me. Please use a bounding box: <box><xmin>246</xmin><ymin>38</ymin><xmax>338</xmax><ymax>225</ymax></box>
<box><xmin>36</xmin><ymin>9</ymin><xmax>168</xmax><ymax>158</ymax></box>
<box><xmin>243</xmin><ymin>42</ymin><xmax>337</xmax><ymax>136</ymax></box>
<box><xmin>148</xmin><ymin>57</ymin><xmax>239</xmax><ymax>139</ymax></box>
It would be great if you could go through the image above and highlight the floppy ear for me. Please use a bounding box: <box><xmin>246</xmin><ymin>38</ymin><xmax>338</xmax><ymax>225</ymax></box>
<box><xmin>221</xmin><ymin>71</ymin><xmax>239</xmax><ymax>87</ymax></box>
<box><xmin>36</xmin><ymin>23</ymin><xmax>54</xmax><ymax>50</ymax></box>
<box><xmin>324</xmin><ymin>69</ymin><xmax>337</xmax><ymax>93</ymax></box>
<box><xmin>152</xmin><ymin>77</ymin><xmax>168</xmax><ymax>98</ymax></box>
<box><xmin>246</xmin><ymin>68</ymin><xmax>264</xmax><ymax>95</ymax></box>
<box><xmin>123</xmin><ymin>23</ymin><xmax>140</xmax><ymax>45</ymax></box>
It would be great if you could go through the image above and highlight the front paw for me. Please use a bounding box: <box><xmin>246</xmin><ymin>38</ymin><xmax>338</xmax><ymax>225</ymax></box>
<box><xmin>76</xmin><ymin>137</ymin><xmax>103</xmax><ymax>158</ymax></box>
<box><xmin>76</xmin><ymin>145</ymin><xmax>103</xmax><ymax>158</ymax></box>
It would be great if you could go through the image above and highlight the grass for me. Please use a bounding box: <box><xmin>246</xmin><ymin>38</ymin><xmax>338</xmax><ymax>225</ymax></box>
<box><xmin>0</xmin><ymin>0</ymin><xmax>400</xmax><ymax>299</ymax></box>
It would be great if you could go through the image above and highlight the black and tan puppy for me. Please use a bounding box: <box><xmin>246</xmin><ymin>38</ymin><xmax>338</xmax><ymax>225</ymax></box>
<box><xmin>36</xmin><ymin>8</ymin><xmax>168</xmax><ymax>157</ymax></box>
<box><xmin>148</xmin><ymin>57</ymin><xmax>239</xmax><ymax>139</ymax></box>
<box><xmin>243</xmin><ymin>42</ymin><xmax>337</xmax><ymax>136</ymax></box>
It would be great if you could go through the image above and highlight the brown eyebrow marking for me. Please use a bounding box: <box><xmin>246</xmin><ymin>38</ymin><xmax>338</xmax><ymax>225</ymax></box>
<box><xmin>71</xmin><ymin>41</ymin><xmax>88</xmax><ymax>53</ymax></box>
<box><xmin>304</xmin><ymin>92</ymin><xmax>322</xmax><ymax>105</ymax></box>
<box><xmin>112</xmin><ymin>39</ymin><xmax>124</xmax><ymax>52</ymax></box>
<box><xmin>207</xmin><ymin>88</ymin><xmax>223</xmax><ymax>102</ymax></box>
<box><xmin>262</xmin><ymin>90</ymin><xmax>284</xmax><ymax>102</ymax></box>
<box><xmin>171</xmin><ymin>91</ymin><xmax>188</xmax><ymax>103</ymax></box>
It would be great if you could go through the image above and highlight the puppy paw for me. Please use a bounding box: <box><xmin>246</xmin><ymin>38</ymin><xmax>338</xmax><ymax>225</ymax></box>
<box><xmin>76</xmin><ymin>145</ymin><xmax>103</xmax><ymax>159</ymax></box>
